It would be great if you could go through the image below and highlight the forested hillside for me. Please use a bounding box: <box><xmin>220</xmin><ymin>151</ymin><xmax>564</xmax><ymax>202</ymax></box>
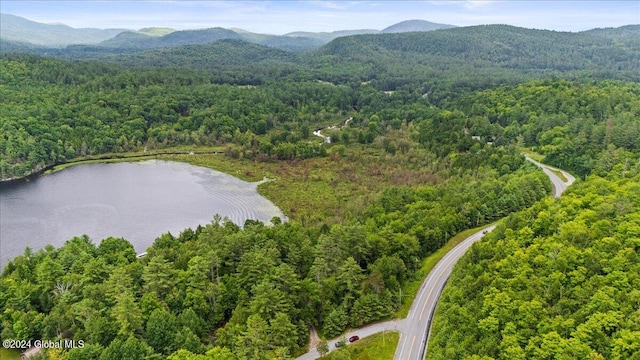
<box><xmin>1</xmin><ymin>22</ymin><xmax>640</xmax><ymax>360</ymax></box>
<box><xmin>3</xmin><ymin>25</ymin><xmax>639</xmax><ymax>181</ymax></box>
<box><xmin>0</xmin><ymin>13</ymin><xmax>126</xmax><ymax>46</ymax></box>
<box><xmin>308</xmin><ymin>25</ymin><xmax>640</xmax><ymax>96</ymax></box>
<box><xmin>428</xmin><ymin>172</ymin><xmax>640</xmax><ymax>359</ymax></box>
<box><xmin>0</xmin><ymin>162</ymin><xmax>550</xmax><ymax>359</ymax></box>
<box><xmin>454</xmin><ymin>80</ymin><xmax>640</xmax><ymax>178</ymax></box>
<box><xmin>2</xmin><ymin>93</ymin><xmax>550</xmax><ymax>359</ymax></box>
<box><xmin>427</xmin><ymin>81</ymin><xmax>640</xmax><ymax>359</ymax></box>
<box><xmin>0</xmin><ymin>54</ymin><xmax>317</xmax><ymax>180</ymax></box>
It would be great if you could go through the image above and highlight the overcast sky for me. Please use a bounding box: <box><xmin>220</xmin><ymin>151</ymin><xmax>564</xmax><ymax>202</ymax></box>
<box><xmin>2</xmin><ymin>1</ymin><xmax>638</xmax><ymax>34</ymax></box>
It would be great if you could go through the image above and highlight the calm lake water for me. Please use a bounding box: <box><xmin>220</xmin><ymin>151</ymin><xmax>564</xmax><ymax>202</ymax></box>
<box><xmin>0</xmin><ymin>160</ymin><xmax>285</xmax><ymax>268</ymax></box>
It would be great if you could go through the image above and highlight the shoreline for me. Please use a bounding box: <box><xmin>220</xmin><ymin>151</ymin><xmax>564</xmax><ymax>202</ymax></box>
<box><xmin>0</xmin><ymin>158</ymin><xmax>286</xmax><ymax>269</ymax></box>
<box><xmin>0</xmin><ymin>148</ymin><xmax>224</xmax><ymax>185</ymax></box>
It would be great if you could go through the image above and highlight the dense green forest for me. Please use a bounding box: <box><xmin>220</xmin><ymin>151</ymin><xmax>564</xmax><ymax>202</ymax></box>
<box><xmin>428</xmin><ymin>172</ymin><xmax>640</xmax><ymax>359</ymax></box>
<box><xmin>3</xmin><ymin>25</ymin><xmax>639</xmax><ymax>180</ymax></box>
<box><xmin>426</xmin><ymin>82</ymin><xmax>640</xmax><ymax>359</ymax></box>
<box><xmin>455</xmin><ymin>80</ymin><xmax>640</xmax><ymax>178</ymax></box>
<box><xmin>0</xmin><ymin>165</ymin><xmax>548</xmax><ymax>359</ymax></box>
<box><xmin>2</xmin><ymin>23</ymin><xmax>640</xmax><ymax>360</ymax></box>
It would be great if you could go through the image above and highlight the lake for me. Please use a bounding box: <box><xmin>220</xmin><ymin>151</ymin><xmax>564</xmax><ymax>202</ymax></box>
<box><xmin>0</xmin><ymin>160</ymin><xmax>286</xmax><ymax>268</ymax></box>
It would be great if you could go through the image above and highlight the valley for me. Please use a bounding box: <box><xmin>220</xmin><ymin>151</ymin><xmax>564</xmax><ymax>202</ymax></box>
<box><xmin>1</xmin><ymin>10</ymin><xmax>639</xmax><ymax>360</ymax></box>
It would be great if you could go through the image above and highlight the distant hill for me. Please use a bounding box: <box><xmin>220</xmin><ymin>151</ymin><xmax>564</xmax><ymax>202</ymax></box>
<box><xmin>96</xmin><ymin>27</ymin><xmax>325</xmax><ymax>52</ymax></box>
<box><xmin>308</xmin><ymin>25</ymin><xmax>640</xmax><ymax>92</ymax></box>
<box><xmin>315</xmin><ymin>25</ymin><xmax>639</xmax><ymax>68</ymax></box>
<box><xmin>2</xmin><ymin>13</ymin><xmax>637</xmax><ymax>83</ymax></box>
<box><xmin>285</xmin><ymin>29</ymin><xmax>379</xmax><ymax>42</ymax></box>
<box><xmin>0</xmin><ymin>13</ymin><xmax>127</xmax><ymax>46</ymax></box>
<box><xmin>284</xmin><ymin>20</ymin><xmax>456</xmax><ymax>42</ymax></box>
<box><xmin>158</xmin><ymin>28</ymin><xmax>242</xmax><ymax>47</ymax></box>
<box><xmin>99</xmin><ymin>27</ymin><xmax>243</xmax><ymax>49</ymax></box>
<box><xmin>0</xmin><ymin>38</ymin><xmax>50</xmax><ymax>54</ymax></box>
<box><xmin>381</xmin><ymin>19</ymin><xmax>456</xmax><ymax>33</ymax></box>
<box><xmin>113</xmin><ymin>39</ymin><xmax>300</xmax><ymax>69</ymax></box>
<box><xmin>98</xmin><ymin>31</ymin><xmax>156</xmax><ymax>48</ymax></box>
<box><xmin>583</xmin><ymin>24</ymin><xmax>640</xmax><ymax>39</ymax></box>
<box><xmin>1</xmin><ymin>14</ymin><xmax>459</xmax><ymax>53</ymax></box>
<box><xmin>230</xmin><ymin>29</ymin><xmax>325</xmax><ymax>52</ymax></box>
<box><xmin>137</xmin><ymin>27</ymin><xmax>175</xmax><ymax>37</ymax></box>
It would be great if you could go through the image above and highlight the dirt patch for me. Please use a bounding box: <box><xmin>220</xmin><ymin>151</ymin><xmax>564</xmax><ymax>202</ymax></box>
<box><xmin>308</xmin><ymin>326</ymin><xmax>321</xmax><ymax>350</ymax></box>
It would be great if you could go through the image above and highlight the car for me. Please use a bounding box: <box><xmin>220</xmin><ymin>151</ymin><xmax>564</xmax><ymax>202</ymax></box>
<box><xmin>335</xmin><ymin>341</ymin><xmax>345</xmax><ymax>348</ymax></box>
<box><xmin>348</xmin><ymin>335</ymin><xmax>360</xmax><ymax>343</ymax></box>
<box><xmin>482</xmin><ymin>230</ymin><xmax>488</xmax><ymax>234</ymax></box>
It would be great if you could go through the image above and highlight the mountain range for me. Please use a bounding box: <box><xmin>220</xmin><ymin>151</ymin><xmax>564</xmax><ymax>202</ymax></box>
<box><xmin>0</xmin><ymin>13</ymin><xmax>455</xmax><ymax>52</ymax></box>
<box><xmin>2</xmin><ymin>12</ymin><xmax>638</xmax><ymax>89</ymax></box>
<box><xmin>0</xmin><ymin>13</ymin><xmax>127</xmax><ymax>46</ymax></box>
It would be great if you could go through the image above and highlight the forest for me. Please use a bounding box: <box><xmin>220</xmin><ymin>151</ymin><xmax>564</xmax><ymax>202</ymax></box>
<box><xmin>428</xmin><ymin>171</ymin><xmax>640</xmax><ymax>359</ymax></box>
<box><xmin>1</xmin><ymin>24</ymin><xmax>640</xmax><ymax>360</ymax></box>
<box><xmin>424</xmin><ymin>78</ymin><xmax>640</xmax><ymax>360</ymax></box>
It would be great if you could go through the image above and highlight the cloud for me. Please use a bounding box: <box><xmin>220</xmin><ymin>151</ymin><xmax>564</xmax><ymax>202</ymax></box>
<box><xmin>462</xmin><ymin>0</ymin><xmax>498</xmax><ymax>9</ymax></box>
<box><xmin>427</xmin><ymin>0</ymin><xmax>498</xmax><ymax>10</ymax></box>
<box><xmin>309</xmin><ymin>1</ymin><xmax>349</xmax><ymax>10</ymax></box>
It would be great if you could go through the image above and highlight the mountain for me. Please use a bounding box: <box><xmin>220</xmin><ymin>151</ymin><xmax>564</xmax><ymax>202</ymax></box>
<box><xmin>307</xmin><ymin>25</ymin><xmax>639</xmax><ymax>94</ymax></box>
<box><xmin>113</xmin><ymin>39</ymin><xmax>300</xmax><ymax>69</ymax></box>
<box><xmin>285</xmin><ymin>29</ymin><xmax>379</xmax><ymax>42</ymax></box>
<box><xmin>381</xmin><ymin>19</ymin><xmax>456</xmax><ymax>33</ymax></box>
<box><xmin>99</xmin><ymin>27</ymin><xmax>243</xmax><ymax>49</ymax></box>
<box><xmin>0</xmin><ymin>38</ymin><xmax>45</xmax><ymax>53</ymax></box>
<box><xmin>137</xmin><ymin>27</ymin><xmax>175</xmax><ymax>37</ymax></box>
<box><xmin>1</xmin><ymin>14</ymin><xmax>458</xmax><ymax>53</ymax></box>
<box><xmin>582</xmin><ymin>24</ymin><xmax>640</xmax><ymax>39</ymax></box>
<box><xmin>98</xmin><ymin>31</ymin><xmax>156</xmax><ymax>48</ymax></box>
<box><xmin>0</xmin><ymin>13</ymin><xmax>127</xmax><ymax>46</ymax></box>
<box><xmin>96</xmin><ymin>27</ymin><xmax>323</xmax><ymax>52</ymax></box>
<box><xmin>284</xmin><ymin>20</ymin><xmax>456</xmax><ymax>43</ymax></box>
<box><xmin>230</xmin><ymin>28</ymin><xmax>325</xmax><ymax>52</ymax></box>
<box><xmin>315</xmin><ymin>25</ymin><xmax>639</xmax><ymax>71</ymax></box>
<box><xmin>3</xmin><ymin>13</ymin><xmax>637</xmax><ymax>78</ymax></box>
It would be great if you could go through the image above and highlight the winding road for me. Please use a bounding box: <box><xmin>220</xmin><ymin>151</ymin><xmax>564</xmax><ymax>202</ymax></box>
<box><xmin>394</xmin><ymin>224</ymin><xmax>497</xmax><ymax>360</ymax></box>
<box><xmin>525</xmin><ymin>156</ymin><xmax>576</xmax><ymax>197</ymax></box>
<box><xmin>296</xmin><ymin>158</ymin><xmax>574</xmax><ymax>360</ymax></box>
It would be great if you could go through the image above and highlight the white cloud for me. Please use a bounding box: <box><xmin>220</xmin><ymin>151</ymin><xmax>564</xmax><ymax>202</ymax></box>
<box><xmin>309</xmin><ymin>1</ymin><xmax>349</xmax><ymax>10</ymax></box>
<box><xmin>462</xmin><ymin>0</ymin><xmax>498</xmax><ymax>9</ymax></box>
<box><xmin>428</xmin><ymin>0</ymin><xmax>498</xmax><ymax>10</ymax></box>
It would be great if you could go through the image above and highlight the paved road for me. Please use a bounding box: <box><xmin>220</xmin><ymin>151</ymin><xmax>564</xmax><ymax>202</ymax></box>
<box><xmin>296</xmin><ymin>320</ymin><xmax>404</xmax><ymax>360</ymax></box>
<box><xmin>296</xmin><ymin>159</ymin><xmax>574</xmax><ymax>360</ymax></box>
<box><xmin>525</xmin><ymin>157</ymin><xmax>576</xmax><ymax>197</ymax></box>
<box><xmin>393</xmin><ymin>225</ymin><xmax>496</xmax><ymax>360</ymax></box>
<box><xmin>394</xmin><ymin>159</ymin><xmax>575</xmax><ymax>360</ymax></box>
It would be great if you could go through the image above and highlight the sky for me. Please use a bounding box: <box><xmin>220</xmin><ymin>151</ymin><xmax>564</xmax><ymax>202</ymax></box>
<box><xmin>1</xmin><ymin>1</ymin><xmax>638</xmax><ymax>34</ymax></box>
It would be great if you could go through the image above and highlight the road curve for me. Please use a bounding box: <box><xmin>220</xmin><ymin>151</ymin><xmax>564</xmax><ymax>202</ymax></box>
<box><xmin>296</xmin><ymin>159</ymin><xmax>574</xmax><ymax>360</ymax></box>
<box><xmin>395</xmin><ymin>159</ymin><xmax>575</xmax><ymax>360</ymax></box>
<box><xmin>296</xmin><ymin>320</ymin><xmax>404</xmax><ymax>360</ymax></box>
<box><xmin>525</xmin><ymin>156</ymin><xmax>576</xmax><ymax>198</ymax></box>
<box><xmin>393</xmin><ymin>225</ymin><xmax>496</xmax><ymax>360</ymax></box>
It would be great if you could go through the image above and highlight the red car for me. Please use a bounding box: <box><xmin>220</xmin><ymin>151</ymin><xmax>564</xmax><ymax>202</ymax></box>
<box><xmin>348</xmin><ymin>335</ymin><xmax>360</xmax><ymax>343</ymax></box>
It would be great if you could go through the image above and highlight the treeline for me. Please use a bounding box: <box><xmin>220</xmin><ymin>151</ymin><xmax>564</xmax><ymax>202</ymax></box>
<box><xmin>0</xmin><ymin>55</ymin><xmax>352</xmax><ymax>180</ymax></box>
<box><xmin>0</xmin><ymin>159</ymin><xmax>549</xmax><ymax>359</ymax></box>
